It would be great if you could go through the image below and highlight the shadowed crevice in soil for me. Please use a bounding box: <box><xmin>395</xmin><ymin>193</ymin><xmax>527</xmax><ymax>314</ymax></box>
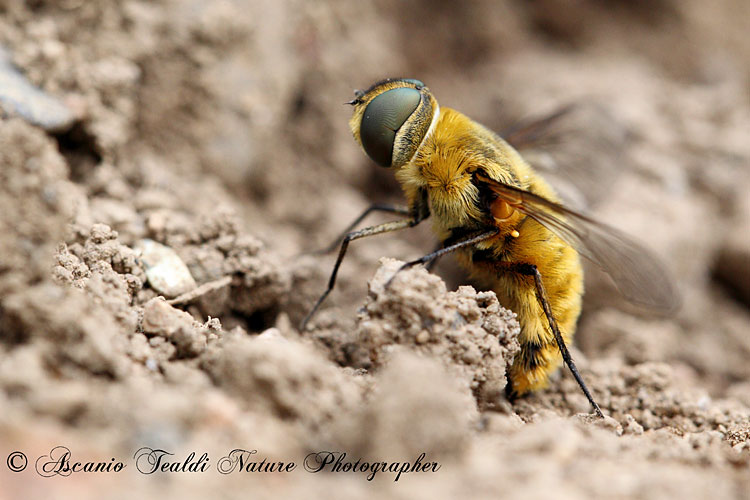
<box><xmin>52</xmin><ymin>121</ymin><xmax>103</xmax><ymax>183</ymax></box>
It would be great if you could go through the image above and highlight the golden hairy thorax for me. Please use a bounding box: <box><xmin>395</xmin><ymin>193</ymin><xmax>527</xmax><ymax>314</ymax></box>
<box><xmin>396</xmin><ymin>107</ymin><xmax>585</xmax><ymax>395</ymax></box>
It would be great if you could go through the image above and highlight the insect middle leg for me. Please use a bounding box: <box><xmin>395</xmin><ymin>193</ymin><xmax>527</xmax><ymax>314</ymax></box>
<box><xmin>385</xmin><ymin>229</ymin><xmax>500</xmax><ymax>288</ymax></box>
<box><xmin>424</xmin><ymin>240</ymin><xmax>444</xmax><ymax>272</ymax></box>
<box><xmin>300</xmin><ymin>218</ymin><xmax>422</xmax><ymax>330</ymax></box>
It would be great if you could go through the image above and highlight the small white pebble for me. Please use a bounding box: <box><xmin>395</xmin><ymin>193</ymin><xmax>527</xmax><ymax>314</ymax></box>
<box><xmin>136</xmin><ymin>239</ymin><xmax>197</xmax><ymax>298</ymax></box>
<box><xmin>0</xmin><ymin>48</ymin><xmax>75</xmax><ymax>131</ymax></box>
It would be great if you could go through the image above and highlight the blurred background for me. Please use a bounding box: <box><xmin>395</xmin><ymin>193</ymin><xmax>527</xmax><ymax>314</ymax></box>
<box><xmin>1</xmin><ymin>0</ymin><xmax>749</xmax><ymax>498</ymax></box>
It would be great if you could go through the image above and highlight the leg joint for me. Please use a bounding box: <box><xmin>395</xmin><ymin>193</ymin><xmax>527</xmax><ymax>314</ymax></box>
<box><xmin>513</xmin><ymin>263</ymin><xmax>538</xmax><ymax>276</ymax></box>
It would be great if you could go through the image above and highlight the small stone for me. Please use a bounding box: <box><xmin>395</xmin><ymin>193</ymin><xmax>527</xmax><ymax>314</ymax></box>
<box><xmin>136</xmin><ymin>239</ymin><xmax>197</xmax><ymax>298</ymax></box>
<box><xmin>0</xmin><ymin>47</ymin><xmax>75</xmax><ymax>131</ymax></box>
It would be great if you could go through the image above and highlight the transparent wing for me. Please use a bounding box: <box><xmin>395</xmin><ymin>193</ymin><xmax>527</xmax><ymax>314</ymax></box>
<box><xmin>502</xmin><ymin>104</ymin><xmax>576</xmax><ymax>151</ymax></box>
<box><xmin>499</xmin><ymin>102</ymin><xmax>630</xmax><ymax>210</ymax></box>
<box><xmin>476</xmin><ymin>174</ymin><xmax>681</xmax><ymax>315</ymax></box>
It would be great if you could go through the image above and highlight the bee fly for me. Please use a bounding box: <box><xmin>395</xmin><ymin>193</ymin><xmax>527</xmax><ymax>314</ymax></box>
<box><xmin>302</xmin><ymin>78</ymin><xmax>680</xmax><ymax>417</ymax></box>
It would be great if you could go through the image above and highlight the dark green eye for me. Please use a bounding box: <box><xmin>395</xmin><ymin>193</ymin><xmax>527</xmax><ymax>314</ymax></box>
<box><xmin>360</xmin><ymin>87</ymin><xmax>421</xmax><ymax>167</ymax></box>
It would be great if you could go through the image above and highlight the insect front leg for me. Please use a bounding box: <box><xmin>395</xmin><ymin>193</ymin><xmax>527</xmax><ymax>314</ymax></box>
<box><xmin>317</xmin><ymin>203</ymin><xmax>411</xmax><ymax>254</ymax></box>
<box><xmin>301</xmin><ymin>189</ymin><xmax>432</xmax><ymax>330</ymax></box>
<box><xmin>300</xmin><ymin>217</ymin><xmax>426</xmax><ymax>331</ymax></box>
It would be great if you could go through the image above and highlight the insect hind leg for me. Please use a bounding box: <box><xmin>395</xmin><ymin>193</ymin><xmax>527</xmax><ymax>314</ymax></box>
<box><xmin>510</xmin><ymin>263</ymin><xmax>603</xmax><ymax>417</ymax></box>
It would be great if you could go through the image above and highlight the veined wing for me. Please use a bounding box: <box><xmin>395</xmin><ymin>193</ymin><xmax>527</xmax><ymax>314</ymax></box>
<box><xmin>475</xmin><ymin>173</ymin><xmax>681</xmax><ymax>315</ymax></box>
<box><xmin>500</xmin><ymin>102</ymin><xmax>629</xmax><ymax>209</ymax></box>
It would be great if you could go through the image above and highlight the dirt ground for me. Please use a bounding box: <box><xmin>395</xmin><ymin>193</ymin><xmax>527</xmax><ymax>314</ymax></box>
<box><xmin>1</xmin><ymin>0</ymin><xmax>749</xmax><ymax>498</ymax></box>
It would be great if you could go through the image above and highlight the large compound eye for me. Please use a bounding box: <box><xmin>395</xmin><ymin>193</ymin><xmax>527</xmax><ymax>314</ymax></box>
<box><xmin>360</xmin><ymin>87</ymin><xmax>421</xmax><ymax>167</ymax></box>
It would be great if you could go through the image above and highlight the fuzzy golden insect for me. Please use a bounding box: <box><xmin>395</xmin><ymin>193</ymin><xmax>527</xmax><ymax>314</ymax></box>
<box><xmin>302</xmin><ymin>78</ymin><xmax>680</xmax><ymax>416</ymax></box>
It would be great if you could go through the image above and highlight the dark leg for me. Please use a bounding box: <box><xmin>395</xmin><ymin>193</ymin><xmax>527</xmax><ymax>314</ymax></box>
<box><xmin>300</xmin><ymin>218</ymin><xmax>420</xmax><ymax>330</ymax></box>
<box><xmin>424</xmin><ymin>241</ymin><xmax>444</xmax><ymax>272</ymax></box>
<box><xmin>510</xmin><ymin>263</ymin><xmax>604</xmax><ymax>418</ymax></box>
<box><xmin>385</xmin><ymin>230</ymin><xmax>499</xmax><ymax>289</ymax></box>
<box><xmin>317</xmin><ymin>203</ymin><xmax>410</xmax><ymax>254</ymax></box>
